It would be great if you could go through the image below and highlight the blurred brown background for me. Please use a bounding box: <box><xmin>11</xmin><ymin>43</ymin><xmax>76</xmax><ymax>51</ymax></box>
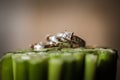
<box><xmin>0</xmin><ymin>0</ymin><xmax>120</xmax><ymax>80</ymax></box>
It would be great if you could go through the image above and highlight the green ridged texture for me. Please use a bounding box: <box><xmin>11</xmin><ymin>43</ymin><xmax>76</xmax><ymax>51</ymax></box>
<box><xmin>60</xmin><ymin>53</ymin><xmax>76</xmax><ymax>80</ymax></box>
<box><xmin>28</xmin><ymin>54</ymin><xmax>48</xmax><ymax>80</ymax></box>
<box><xmin>12</xmin><ymin>54</ymin><xmax>30</xmax><ymax>80</ymax></box>
<box><xmin>0</xmin><ymin>53</ymin><xmax>13</xmax><ymax>80</ymax></box>
<box><xmin>48</xmin><ymin>56</ymin><xmax>63</xmax><ymax>80</ymax></box>
<box><xmin>28</xmin><ymin>55</ymin><xmax>43</xmax><ymax>80</ymax></box>
<box><xmin>0</xmin><ymin>48</ymin><xmax>118</xmax><ymax>80</ymax></box>
<box><xmin>96</xmin><ymin>49</ymin><xmax>118</xmax><ymax>80</ymax></box>
<box><xmin>73</xmin><ymin>52</ymin><xmax>85</xmax><ymax>80</ymax></box>
<box><xmin>84</xmin><ymin>54</ymin><xmax>97</xmax><ymax>80</ymax></box>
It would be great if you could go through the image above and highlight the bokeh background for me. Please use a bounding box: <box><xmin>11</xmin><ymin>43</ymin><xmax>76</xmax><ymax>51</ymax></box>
<box><xmin>0</xmin><ymin>0</ymin><xmax>120</xmax><ymax>80</ymax></box>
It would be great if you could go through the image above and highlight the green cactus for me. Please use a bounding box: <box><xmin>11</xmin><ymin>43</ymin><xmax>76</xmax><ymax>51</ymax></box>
<box><xmin>0</xmin><ymin>48</ymin><xmax>118</xmax><ymax>80</ymax></box>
